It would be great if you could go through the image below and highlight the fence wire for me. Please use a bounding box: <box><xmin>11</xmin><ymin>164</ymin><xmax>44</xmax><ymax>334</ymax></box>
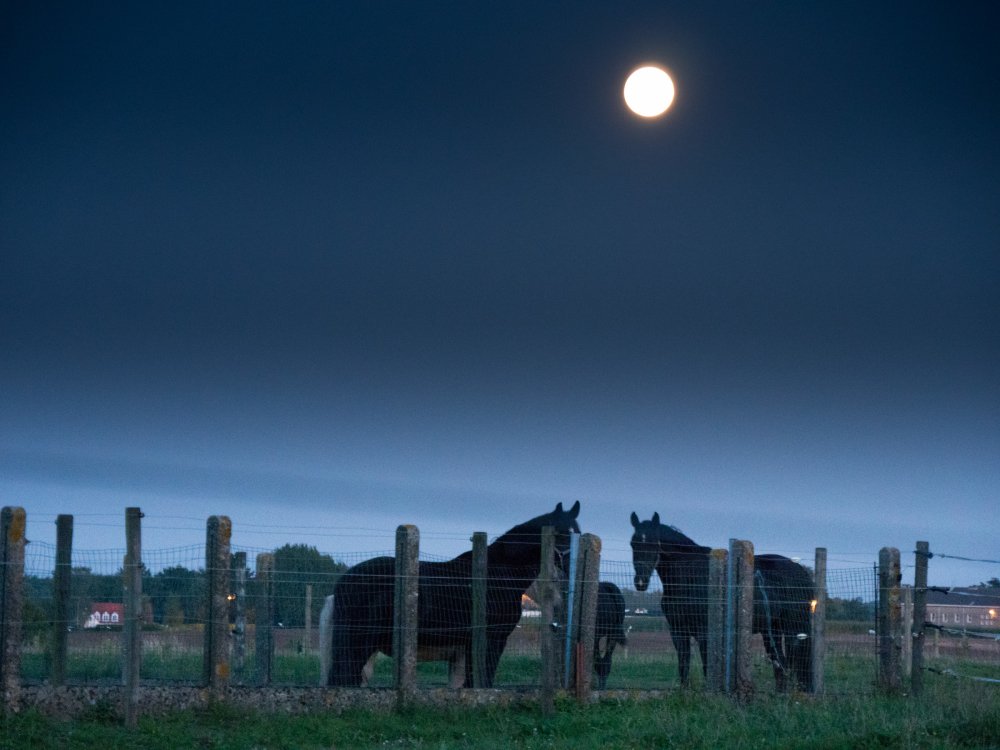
<box><xmin>31</xmin><ymin>542</ymin><xmax>984</xmax><ymax>693</ymax></box>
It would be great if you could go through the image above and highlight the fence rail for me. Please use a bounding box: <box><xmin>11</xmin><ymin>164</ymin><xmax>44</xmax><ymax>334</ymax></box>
<box><xmin>4</xmin><ymin>507</ymin><xmax>998</xmax><ymax>723</ymax></box>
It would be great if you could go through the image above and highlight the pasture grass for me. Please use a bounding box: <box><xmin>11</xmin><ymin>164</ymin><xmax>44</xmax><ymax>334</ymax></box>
<box><xmin>4</xmin><ymin>677</ymin><xmax>999</xmax><ymax>749</ymax></box>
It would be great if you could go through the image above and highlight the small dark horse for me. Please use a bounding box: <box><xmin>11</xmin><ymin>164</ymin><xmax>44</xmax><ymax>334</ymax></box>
<box><xmin>594</xmin><ymin>581</ymin><xmax>628</xmax><ymax>689</ymax></box>
<box><xmin>327</xmin><ymin>501</ymin><xmax>582</xmax><ymax>687</ymax></box>
<box><xmin>630</xmin><ymin>512</ymin><xmax>813</xmax><ymax>692</ymax></box>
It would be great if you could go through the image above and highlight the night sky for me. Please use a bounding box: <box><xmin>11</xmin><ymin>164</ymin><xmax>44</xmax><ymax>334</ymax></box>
<box><xmin>2</xmin><ymin>3</ymin><xmax>997</xmax><ymax>585</ymax></box>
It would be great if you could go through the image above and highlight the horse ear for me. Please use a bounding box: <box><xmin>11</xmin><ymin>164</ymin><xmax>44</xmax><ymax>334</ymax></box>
<box><xmin>568</xmin><ymin>500</ymin><xmax>580</xmax><ymax>518</ymax></box>
<box><xmin>630</xmin><ymin>512</ymin><xmax>639</xmax><ymax>528</ymax></box>
<box><xmin>651</xmin><ymin>512</ymin><xmax>660</xmax><ymax>526</ymax></box>
<box><xmin>554</xmin><ymin>501</ymin><xmax>564</xmax><ymax>513</ymax></box>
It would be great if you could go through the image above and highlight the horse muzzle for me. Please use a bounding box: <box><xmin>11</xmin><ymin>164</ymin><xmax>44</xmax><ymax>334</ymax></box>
<box><xmin>634</xmin><ymin>574</ymin><xmax>649</xmax><ymax>591</ymax></box>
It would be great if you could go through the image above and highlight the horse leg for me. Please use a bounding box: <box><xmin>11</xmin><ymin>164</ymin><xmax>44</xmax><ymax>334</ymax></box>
<box><xmin>697</xmin><ymin>636</ymin><xmax>708</xmax><ymax>678</ymax></box>
<box><xmin>672</xmin><ymin>631</ymin><xmax>692</xmax><ymax>687</ymax></box>
<box><xmin>478</xmin><ymin>635</ymin><xmax>507</xmax><ymax>689</ymax></box>
<box><xmin>761</xmin><ymin>630</ymin><xmax>788</xmax><ymax>692</ymax></box>
<box><xmin>447</xmin><ymin>647</ymin><xmax>466</xmax><ymax>689</ymax></box>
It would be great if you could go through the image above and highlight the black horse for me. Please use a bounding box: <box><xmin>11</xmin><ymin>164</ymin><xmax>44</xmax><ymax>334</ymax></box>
<box><xmin>327</xmin><ymin>501</ymin><xmax>582</xmax><ymax>687</ymax></box>
<box><xmin>594</xmin><ymin>581</ymin><xmax>628</xmax><ymax>689</ymax></box>
<box><xmin>629</xmin><ymin>512</ymin><xmax>813</xmax><ymax>692</ymax></box>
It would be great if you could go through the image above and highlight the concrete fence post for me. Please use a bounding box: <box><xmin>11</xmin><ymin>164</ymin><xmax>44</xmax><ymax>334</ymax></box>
<box><xmin>729</xmin><ymin>539</ymin><xmax>754</xmax><ymax>700</ymax></box>
<box><xmin>52</xmin><ymin>514</ymin><xmax>74</xmax><ymax>687</ymax></box>
<box><xmin>204</xmin><ymin>515</ymin><xmax>232</xmax><ymax>696</ymax></box>
<box><xmin>901</xmin><ymin>585</ymin><xmax>914</xmax><ymax>681</ymax></box>
<box><xmin>393</xmin><ymin>524</ymin><xmax>419</xmax><ymax>705</ymax></box>
<box><xmin>811</xmin><ymin>547</ymin><xmax>827</xmax><ymax>695</ymax></box>
<box><xmin>255</xmin><ymin>553</ymin><xmax>275</xmax><ymax>685</ymax></box>
<box><xmin>877</xmin><ymin>546</ymin><xmax>902</xmax><ymax>692</ymax></box>
<box><xmin>539</xmin><ymin>526</ymin><xmax>556</xmax><ymax>716</ymax></box>
<box><xmin>911</xmin><ymin>541</ymin><xmax>930</xmax><ymax>695</ymax></box>
<box><xmin>232</xmin><ymin>551</ymin><xmax>247</xmax><ymax>677</ymax></box>
<box><xmin>575</xmin><ymin>533</ymin><xmax>601</xmax><ymax>702</ymax></box>
<box><xmin>706</xmin><ymin>548</ymin><xmax>728</xmax><ymax>692</ymax></box>
<box><xmin>304</xmin><ymin>584</ymin><xmax>313</xmax><ymax>655</ymax></box>
<box><xmin>471</xmin><ymin>531</ymin><xmax>488</xmax><ymax>688</ymax></box>
<box><xmin>122</xmin><ymin>507</ymin><xmax>143</xmax><ymax>729</ymax></box>
<box><xmin>0</xmin><ymin>507</ymin><xmax>26</xmax><ymax>715</ymax></box>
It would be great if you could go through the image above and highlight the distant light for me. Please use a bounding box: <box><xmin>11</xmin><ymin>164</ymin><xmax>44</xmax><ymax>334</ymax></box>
<box><xmin>623</xmin><ymin>66</ymin><xmax>675</xmax><ymax>118</ymax></box>
<box><xmin>990</xmin><ymin>609</ymin><xmax>997</xmax><ymax>619</ymax></box>
<box><xmin>810</xmin><ymin>599</ymin><xmax>818</xmax><ymax>614</ymax></box>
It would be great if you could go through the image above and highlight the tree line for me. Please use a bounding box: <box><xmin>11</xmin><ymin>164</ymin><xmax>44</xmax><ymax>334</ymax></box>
<box><xmin>23</xmin><ymin>544</ymin><xmax>348</xmax><ymax>634</ymax></box>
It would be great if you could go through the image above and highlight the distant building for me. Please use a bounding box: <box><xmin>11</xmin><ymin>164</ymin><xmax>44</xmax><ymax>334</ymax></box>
<box><xmin>85</xmin><ymin>602</ymin><xmax>124</xmax><ymax>628</ymax></box>
<box><xmin>925</xmin><ymin>588</ymin><xmax>999</xmax><ymax>630</ymax></box>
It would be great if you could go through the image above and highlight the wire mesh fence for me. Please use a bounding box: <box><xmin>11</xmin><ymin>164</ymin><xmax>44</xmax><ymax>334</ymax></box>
<box><xmin>27</xmin><ymin>513</ymin><xmax>1000</xmax><ymax>699</ymax></box>
<box><xmin>919</xmin><ymin>552</ymin><xmax>1000</xmax><ymax>686</ymax></box>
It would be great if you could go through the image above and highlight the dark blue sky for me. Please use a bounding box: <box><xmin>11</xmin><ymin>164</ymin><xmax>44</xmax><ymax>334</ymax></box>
<box><xmin>2</xmin><ymin>2</ymin><xmax>997</xmax><ymax>584</ymax></box>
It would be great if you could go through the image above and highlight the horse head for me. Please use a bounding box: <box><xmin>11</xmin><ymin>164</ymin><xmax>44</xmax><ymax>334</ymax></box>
<box><xmin>551</xmin><ymin>500</ymin><xmax>582</xmax><ymax>577</ymax></box>
<box><xmin>629</xmin><ymin>511</ymin><xmax>661</xmax><ymax>591</ymax></box>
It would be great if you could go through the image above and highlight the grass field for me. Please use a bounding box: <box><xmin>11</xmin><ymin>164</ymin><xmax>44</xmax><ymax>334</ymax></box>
<box><xmin>3</xmin><ymin>677</ymin><xmax>999</xmax><ymax>749</ymax></box>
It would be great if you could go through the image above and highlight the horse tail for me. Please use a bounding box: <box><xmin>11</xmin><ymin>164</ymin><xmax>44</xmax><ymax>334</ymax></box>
<box><xmin>319</xmin><ymin>594</ymin><xmax>335</xmax><ymax>686</ymax></box>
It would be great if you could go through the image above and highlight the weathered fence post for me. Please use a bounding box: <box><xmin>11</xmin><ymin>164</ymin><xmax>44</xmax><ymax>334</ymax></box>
<box><xmin>393</xmin><ymin>524</ymin><xmax>419</xmax><ymax>706</ymax></box>
<box><xmin>575</xmin><ymin>533</ymin><xmax>601</xmax><ymax>702</ymax></box>
<box><xmin>52</xmin><ymin>514</ymin><xmax>74</xmax><ymax>687</ymax></box>
<box><xmin>539</xmin><ymin>526</ymin><xmax>556</xmax><ymax>716</ymax></box>
<box><xmin>706</xmin><ymin>548</ymin><xmax>728</xmax><ymax>692</ymax></box>
<box><xmin>901</xmin><ymin>585</ymin><xmax>913</xmax><ymax>681</ymax></box>
<box><xmin>811</xmin><ymin>547</ymin><xmax>827</xmax><ymax>695</ymax></box>
<box><xmin>255</xmin><ymin>553</ymin><xmax>275</xmax><ymax>685</ymax></box>
<box><xmin>232</xmin><ymin>551</ymin><xmax>247</xmax><ymax>676</ymax></box>
<box><xmin>471</xmin><ymin>531</ymin><xmax>488</xmax><ymax>688</ymax></box>
<box><xmin>122</xmin><ymin>507</ymin><xmax>143</xmax><ymax>729</ymax></box>
<box><xmin>728</xmin><ymin>539</ymin><xmax>754</xmax><ymax>700</ymax></box>
<box><xmin>911</xmin><ymin>541</ymin><xmax>929</xmax><ymax>695</ymax></box>
<box><xmin>203</xmin><ymin>515</ymin><xmax>232</xmax><ymax>696</ymax></box>
<box><xmin>1</xmin><ymin>506</ymin><xmax>26</xmax><ymax>714</ymax></box>
<box><xmin>304</xmin><ymin>584</ymin><xmax>313</xmax><ymax>655</ymax></box>
<box><xmin>877</xmin><ymin>546</ymin><xmax>902</xmax><ymax>692</ymax></box>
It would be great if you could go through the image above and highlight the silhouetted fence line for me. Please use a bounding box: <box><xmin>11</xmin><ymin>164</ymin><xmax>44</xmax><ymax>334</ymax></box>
<box><xmin>7</xmin><ymin>505</ymin><xmax>996</xmax><ymax>724</ymax></box>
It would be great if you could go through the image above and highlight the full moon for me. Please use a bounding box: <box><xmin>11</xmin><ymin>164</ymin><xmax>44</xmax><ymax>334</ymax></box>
<box><xmin>623</xmin><ymin>65</ymin><xmax>675</xmax><ymax>118</ymax></box>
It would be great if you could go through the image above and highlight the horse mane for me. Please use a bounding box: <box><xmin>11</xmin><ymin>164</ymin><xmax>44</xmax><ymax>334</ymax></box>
<box><xmin>656</xmin><ymin>523</ymin><xmax>710</xmax><ymax>554</ymax></box>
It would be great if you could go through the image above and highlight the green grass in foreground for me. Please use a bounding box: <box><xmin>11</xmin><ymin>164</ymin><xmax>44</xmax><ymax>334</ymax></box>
<box><xmin>3</xmin><ymin>679</ymin><xmax>1000</xmax><ymax>750</ymax></box>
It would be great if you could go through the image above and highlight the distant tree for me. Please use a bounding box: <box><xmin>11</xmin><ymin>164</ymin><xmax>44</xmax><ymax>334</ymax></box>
<box><xmin>976</xmin><ymin>577</ymin><xmax>1000</xmax><ymax>589</ymax></box>
<box><xmin>70</xmin><ymin>567</ymin><xmax>122</xmax><ymax>626</ymax></box>
<box><xmin>271</xmin><ymin>544</ymin><xmax>348</xmax><ymax>628</ymax></box>
<box><xmin>145</xmin><ymin>566</ymin><xmax>206</xmax><ymax>625</ymax></box>
<box><xmin>825</xmin><ymin>597</ymin><xmax>875</xmax><ymax>622</ymax></box>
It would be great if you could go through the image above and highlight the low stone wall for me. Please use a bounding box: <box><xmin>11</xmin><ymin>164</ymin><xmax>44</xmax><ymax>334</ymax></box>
<box><xmin>19</xmin><ymin>685</ymin><xmax>667</xmax><ymax>720</ymax></box>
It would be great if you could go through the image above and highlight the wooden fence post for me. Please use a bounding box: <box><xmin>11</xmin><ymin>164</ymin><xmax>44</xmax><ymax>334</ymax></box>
<box><xmin>901</xmin><ymin>585</ymin><xmax>914</xmax><ymax>681</ymax></box>
<box><xmin>1</xmin><ymin>507</ymin><xmax>26</xmax><ymax>715</ymax></box>
<box><xmin>304</xmin><ymin>584</ymin><xmax>313</xmax><ymax>655</ymax></box>
<box><xmin>232</xmin><ymin>551</ymin><xmax>247</xmax><ymax>677</ymax></box>
<box><xmin>575</xmin><ymin>533</ymin><xmax>601</xmax><ymax>702</ymax></box>
<box><xmin>811</xmin><ymin>547</ymin><xmax>827</xmax><ymax>695</ymax></box>
<box><xmin>539</xmin><ymin>526</ymin><xmax>556</xmax><ymax>716</ymax></box>
<box><xmin>706</xmin><ymin>548</ymin><xmax>728</xmax><ymax>692</ymax></box>
<box><xmin>877</xmin><ymin>546</ymin><xmax>902</xmax><ymax>692</ymax></box>
<box><xmin>255</xmin><ymin>553</ymin><xmax>275</xmax><ymax>685</ymax></box>
<box><xmin>471</xmin><ymin>531</ymin><xmax>488</xmax><ymax>688</ymax></box>
<box><xmin>729</xmin><ymin>539</ymin><xmax>754</xmax><ymax>700</ymax></box>
<box><xmin>122</xmin><ymin>507</ymin><xmax>143</xmax><ymax>729</ymax></box>
<box><xmin>911</xmin><ymin>541</ymin><xmax>929</xmax><ymax>695</ymax></box>
<box><xmin>393</xmin><ymin>524</ymin><xmax>419</xmax><ymax>706</ymax></box>
<box><xmin>203</xmin><ymin>515</ymin><xmax>232</xmax><ymax>696</ymax></box>
<box><xmin>52</xmin><ymin>514</ymin><xmax>73</xmax><ymax>687</ymax></box>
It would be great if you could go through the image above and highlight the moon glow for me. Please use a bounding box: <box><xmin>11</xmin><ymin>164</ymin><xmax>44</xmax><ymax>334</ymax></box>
<box><xmin>623</xmin><ymin>66</ymin><xmax>675</xmax><ymax>118</ymax></box>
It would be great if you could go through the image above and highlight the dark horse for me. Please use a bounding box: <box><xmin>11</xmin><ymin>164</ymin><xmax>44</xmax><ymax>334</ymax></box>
<box><xmin>594</xmin><ymin>581</ymin><xmax>628</xmax><ymax>689</ymax></box>
<box><xmin>327</xmin><ymin>501</ymin><xmax>582</xmax><ymax>687</ymax></box>
<box><xmin>630</xmin><ymin>512</ymin><xmax>813</xmax><ymax>692</ymax></box>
